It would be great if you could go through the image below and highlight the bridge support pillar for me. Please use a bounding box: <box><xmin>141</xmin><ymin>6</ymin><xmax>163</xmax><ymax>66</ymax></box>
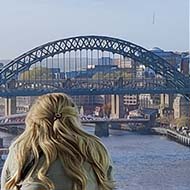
<box><xmin>8</xmin><ymin>127</ymin><xmax>19</xmax><ymax>134</ymax></box>
<box><xmin>95</xmin><ymin>122</ymin><xmax>109</xmax><ymax>137</ymax></box>
<box><xmin>5</xmin><ymin>97</ymin><xmax>16</xmax><ymax>116</ymax></box>
<box><xmin>111</xmin><ymin>95</ymin><xmax>119</xmax><ymax>118</ymax></box>
<box><xmin>0</xmin><ymin>138</ymin><xmax>3</xmax><ymax>148</ymax></box>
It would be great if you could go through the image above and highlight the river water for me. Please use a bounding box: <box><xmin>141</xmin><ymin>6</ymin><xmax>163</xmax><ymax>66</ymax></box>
<box><xmin>1</xmin><ymin>128</ymin><xmax>190</xmax><ymax>190</ymax></box>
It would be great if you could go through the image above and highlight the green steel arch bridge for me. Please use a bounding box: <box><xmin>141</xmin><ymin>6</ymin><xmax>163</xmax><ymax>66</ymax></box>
<box><xmin>0</xmin><ymin>35</ymin><xmax>189</xmax><ymax>98</ymax></box>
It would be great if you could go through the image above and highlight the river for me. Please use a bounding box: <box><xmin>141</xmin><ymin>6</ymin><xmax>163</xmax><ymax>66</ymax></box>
<box><xmin>1</xmin><ymin>128</ymin><xmax>190</xmax><ymax>190</ymax></box>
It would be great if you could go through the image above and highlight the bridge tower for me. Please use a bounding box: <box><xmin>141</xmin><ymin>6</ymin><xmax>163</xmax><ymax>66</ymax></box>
<box><xmin>110</xmin><ymin>95</ymin><xmax>124</xmax><ymax>118</ymax></box>
<box><xmin>160</xmin><ymin>94</ymin><xmax>174</xmax><ymax>117</ymax></box>
<box><xmin>111</xmin><ymin>95</ymin><xmax>119</xmax><ymax>118</ymax></box>
<box><xmin>160</xmin><ymin>94</ymin><xmax>174</xmax><ymax>107</ymax></box>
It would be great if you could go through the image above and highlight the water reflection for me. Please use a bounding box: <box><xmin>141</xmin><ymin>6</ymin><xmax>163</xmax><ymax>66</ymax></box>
<box><xmin>101</xmin><ymin>129</ymin><xmax>190</xmax><ymax>190</ymax></box>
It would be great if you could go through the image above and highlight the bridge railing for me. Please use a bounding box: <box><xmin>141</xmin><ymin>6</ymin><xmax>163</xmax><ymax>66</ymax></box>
<box><xmin>0</xmin><ymin>113</ymin><xmax>150</xmax><ymax>126</ymax></box>
<box><xmin>4</xmin><ymin>78</ymin><xmax>169</xmax><ymax>89</ymax></box>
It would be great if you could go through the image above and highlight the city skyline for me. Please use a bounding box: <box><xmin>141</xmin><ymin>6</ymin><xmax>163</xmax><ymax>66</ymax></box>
<box><xmin>0</xmin><ymin>0</ymin><xmax>189</xmax><ymax>59</ymax></box>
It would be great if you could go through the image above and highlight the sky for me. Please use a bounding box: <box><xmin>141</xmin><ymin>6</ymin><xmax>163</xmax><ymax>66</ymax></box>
<box><xmin>0</xmin><ymin>0</ymin><xmax>189</xmax><ymax>59</ymax></box>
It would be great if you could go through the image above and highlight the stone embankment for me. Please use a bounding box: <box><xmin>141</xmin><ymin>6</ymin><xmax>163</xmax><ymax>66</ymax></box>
<box><xmin>152</xmin><ymin>127</ymin><xmax>190</xmax><ymax>147</ymax></box>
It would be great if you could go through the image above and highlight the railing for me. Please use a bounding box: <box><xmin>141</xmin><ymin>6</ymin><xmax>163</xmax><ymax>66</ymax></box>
<box><xmin>1</xmin><ymin>77</ymin><xmax>187</xmax><ymax>96</ymax></box>
<box><xmin>8</xmin><ymin>78</ymin><xmax>168</xmax><ymax>90</ymax></box>
<box><xmin>0</xmin><ymin>117</ymin><xmax>150</xmax><ymax>126</ymax></box>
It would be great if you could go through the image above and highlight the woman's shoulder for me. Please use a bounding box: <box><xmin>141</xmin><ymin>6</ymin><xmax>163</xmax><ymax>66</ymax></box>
<box><xmin>20</xmin><ymin>182</ymin><xmax>47</xmax><ymax>190</ymax></box>
<box><xmin>7</xmin><ymin>142</ymin><xmax>19</xmax><ymax>161</ymax></box>
<box><xmin>8</xmin><ymin>141</ymin><xmax>17</xmax><ymax>150</ymax></box>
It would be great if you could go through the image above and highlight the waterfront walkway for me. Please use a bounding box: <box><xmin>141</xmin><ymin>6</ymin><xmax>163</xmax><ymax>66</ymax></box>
<box><xmin>152</xmin><ymin>127</ymin><xmax>190</xmax><ymax>147</ymax></box>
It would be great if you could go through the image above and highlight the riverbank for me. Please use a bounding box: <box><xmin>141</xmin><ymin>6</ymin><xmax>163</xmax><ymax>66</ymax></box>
<box><xmin>152</xmin><ymin>127</ymin><xmax>190</xmax><ymax>147</ymax></box>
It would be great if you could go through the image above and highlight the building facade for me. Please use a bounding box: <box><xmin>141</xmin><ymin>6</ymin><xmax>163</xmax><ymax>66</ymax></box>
<box><xmin>173</xmin><ymin>95</ymin><xmax>190</xmax><ymax>119</ymax></box>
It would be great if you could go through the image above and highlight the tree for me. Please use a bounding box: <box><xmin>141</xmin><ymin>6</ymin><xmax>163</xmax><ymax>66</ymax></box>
<box><xmin>19</xmin><ymin>67</ymin><xmax>53</xmax><ymax>80</ymax></box>
<box><xmin>102</xmin><ymin>103</ymin><xmax>111</xmax><ymax>118</ymax></box>
<box><xmin>92</xmin><ymin>72</ymin><xmax>105</xmax><ymax>80</ymax></box>
<box><xmin>92</xmin><ymin>70</ymin><xmax>132</xmax><ymax>80</ymax></box>
<box><xmin>174</xmin><ymin>116</ymin><xmax>190</xmax><ymax>129</ymax></box>
<box><xmin>157</xmin><ymin>116</ymin><xmax>170</xmax><ymax>125</ymax></box>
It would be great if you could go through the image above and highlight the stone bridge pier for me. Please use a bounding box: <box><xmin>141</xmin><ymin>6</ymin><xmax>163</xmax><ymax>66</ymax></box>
<box><xmin>95</xmin><ymin>122</ymin><xmax>109</xmax><ymax>137</ymax></box>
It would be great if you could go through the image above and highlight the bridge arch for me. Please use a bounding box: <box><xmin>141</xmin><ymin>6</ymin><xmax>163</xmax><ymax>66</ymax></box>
<box><xmin>0</xmin><ymin>35</ymin><xmax>189</xmax><ymax>97</ymax></box>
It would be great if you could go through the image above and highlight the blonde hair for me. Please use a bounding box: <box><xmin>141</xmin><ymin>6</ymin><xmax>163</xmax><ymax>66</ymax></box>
<box><xmin>5</xmin><ymin>93</ymin><xmax>114</xmax><ymax>190</ymax></box>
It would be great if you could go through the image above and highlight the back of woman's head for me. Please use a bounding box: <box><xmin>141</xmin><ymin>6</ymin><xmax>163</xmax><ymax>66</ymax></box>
<box><xmin>26</xmin><ymin>93</ymin><xmax>78</xmax><ymax>125</ymax></box>
<box><xmin>5</xmin><ymin>93</ymin><xmax>114</xmax><ymax>190</ymax></box>
<box><xmin>25</xmin><ymin>93</ymin><xmax>80</xmax><ymax>142</ymax></box>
